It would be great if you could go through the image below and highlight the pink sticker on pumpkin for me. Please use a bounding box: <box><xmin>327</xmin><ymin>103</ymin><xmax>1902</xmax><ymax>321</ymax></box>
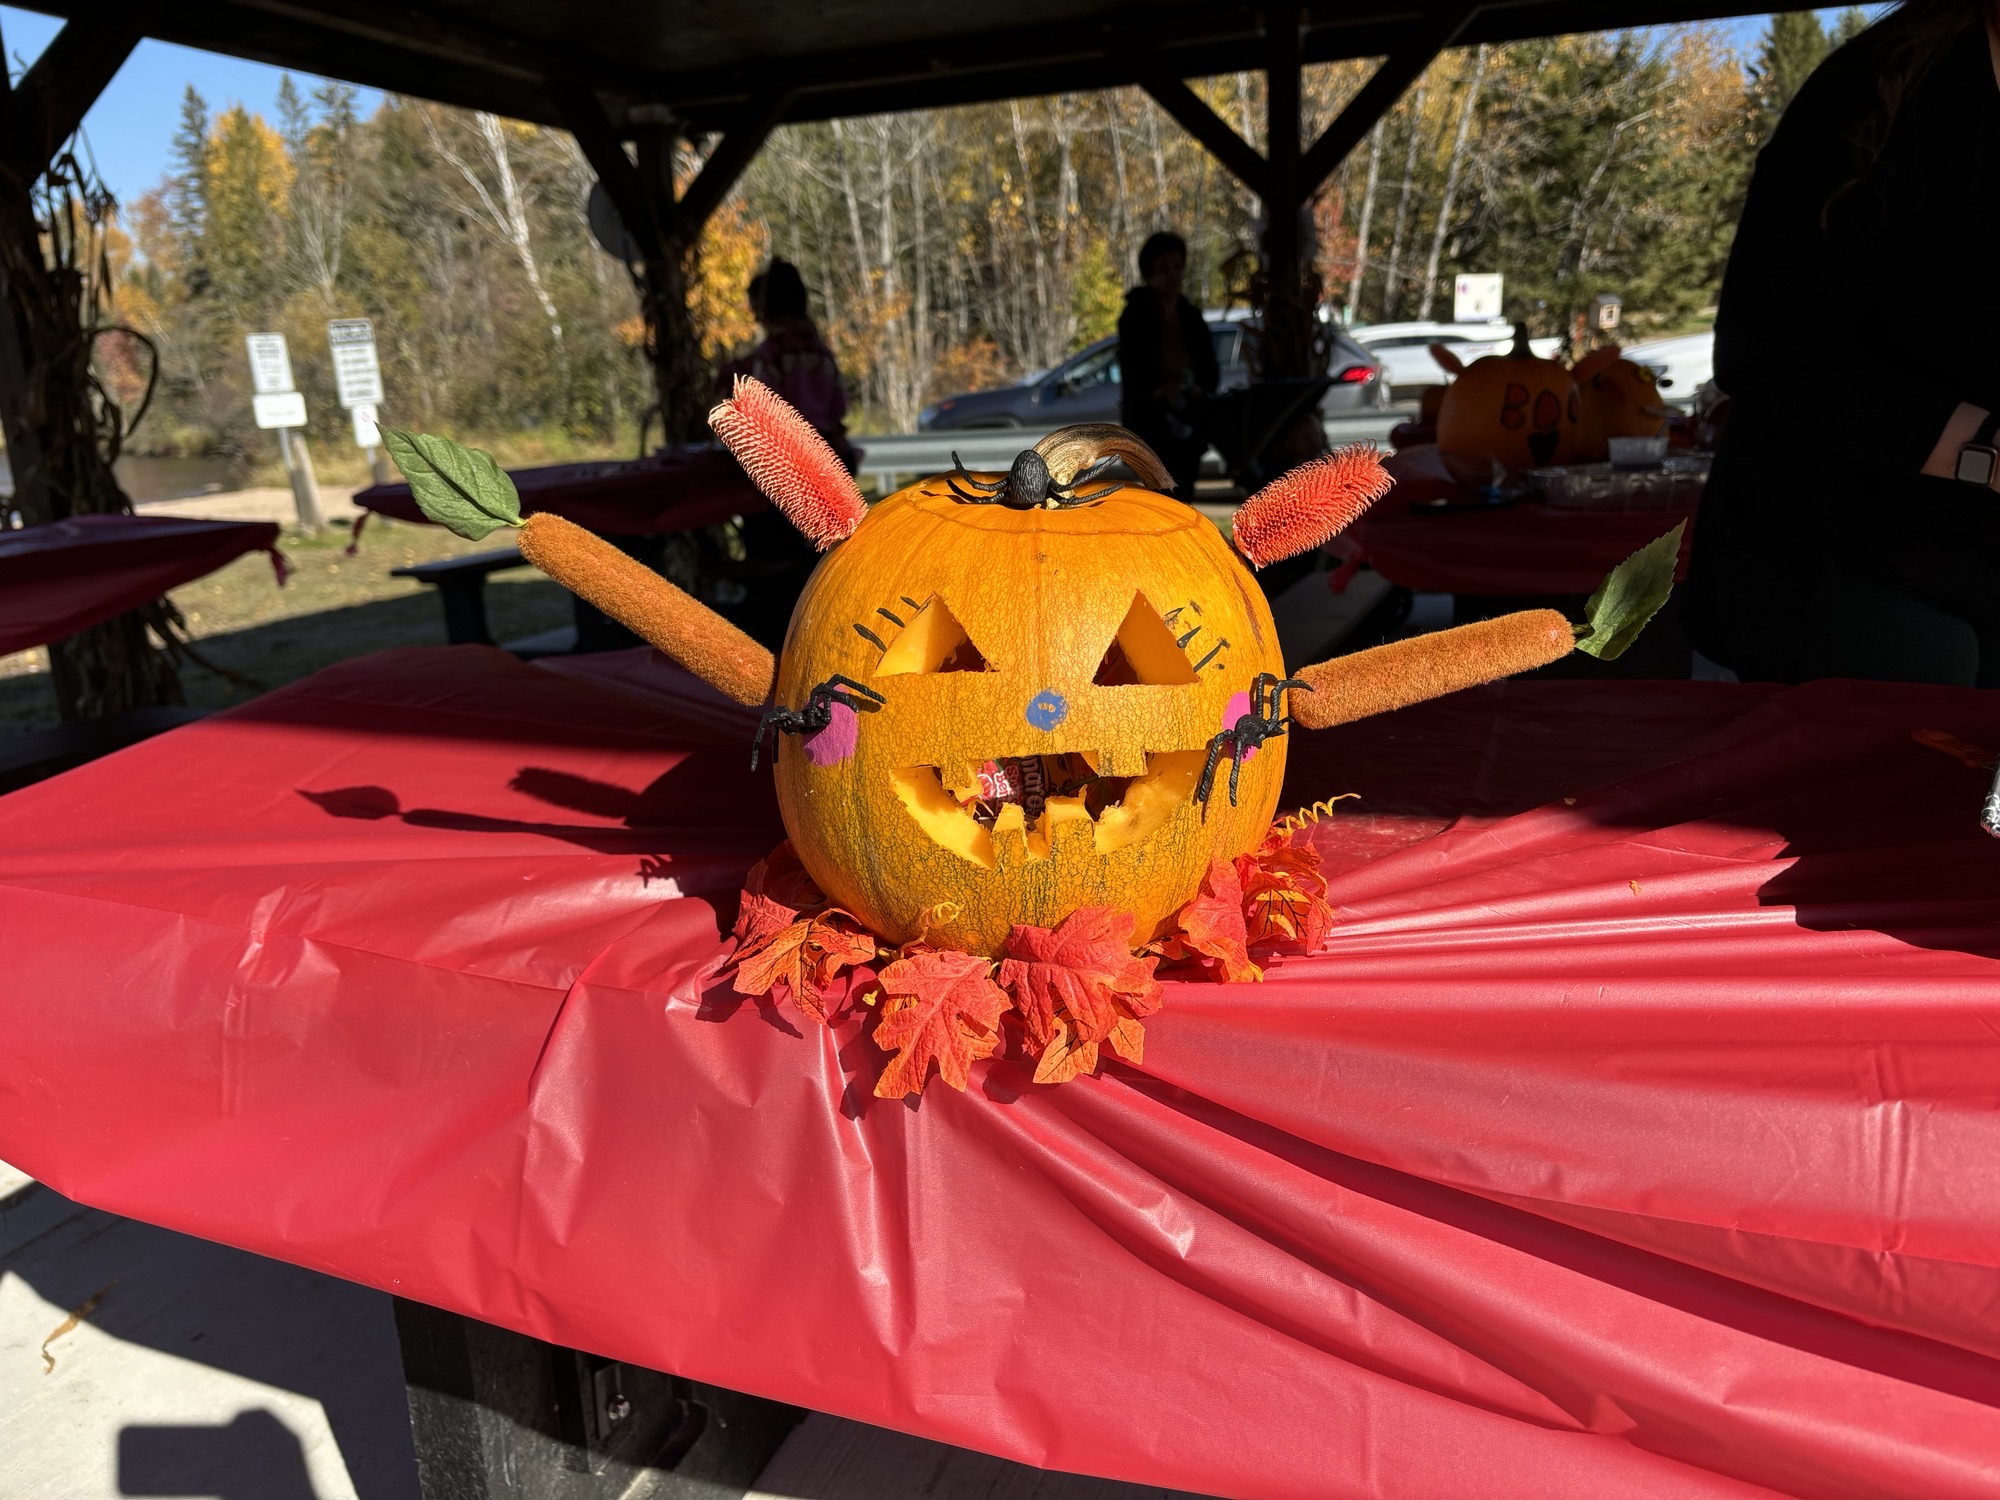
<box><xmin>803</xmin><ymin>699</ymin><xmax>859</xmax><ymax>766</ymax></box>
<box><xmin>1223</xmin><ymin>691</ymin><xmax>1259</xmax><ymax>760</ymax></box>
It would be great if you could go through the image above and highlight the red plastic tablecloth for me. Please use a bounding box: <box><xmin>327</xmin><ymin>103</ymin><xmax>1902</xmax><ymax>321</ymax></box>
<box><xmin>0</xmin><ymin>514</ymin><xmax>282</xmax><ymax>656</ymax></box>
<box><xmin>1352</xmin><ymin>444</ymin><xmax>1697</xmax><ymax>595</ymax></box>
<box><xmin>355</xmin><ymin>447</ymin><xmax>769</xmax><ymax>535</ymax></box>
<box><xmin>2</xmin><ymin>648</ymin><xmax>1999</xmax><ymax>1499</ymax></box>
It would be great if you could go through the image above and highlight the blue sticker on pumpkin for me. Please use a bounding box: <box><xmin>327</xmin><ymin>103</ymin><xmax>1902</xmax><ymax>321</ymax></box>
<box><xmin>1024</xmin><ymin>690</ymin><xmax>1068</xmax><ymax>730</ymax></box>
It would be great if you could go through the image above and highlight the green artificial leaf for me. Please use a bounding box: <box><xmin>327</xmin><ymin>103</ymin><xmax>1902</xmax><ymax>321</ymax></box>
<box><xmin>380</xmin><ymin>427</ymin><xmax>522</xmax><ymax>541</ymax></box>
<box><xmin>1577</xmin><ymin>520</ymin><xmax>1684</xmax><ymax>661</ymax></box>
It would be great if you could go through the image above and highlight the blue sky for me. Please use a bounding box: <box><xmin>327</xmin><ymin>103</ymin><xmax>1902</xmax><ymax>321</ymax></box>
<box><xmin>1</xmin><ymin>6</ymin><xmax>1877</xmax><ymax>212</ymax></box>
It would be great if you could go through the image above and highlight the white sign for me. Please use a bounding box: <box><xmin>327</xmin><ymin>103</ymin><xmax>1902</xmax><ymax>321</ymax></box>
<box><xmin>245</xmin><ymin>333</ymin><xmax>294</xmax><ymax>395</ymax></box>
<box><xmin>1454</xmin><ymin>274</ymin><xmax>1504</xmax><ymax>323</ymax></box>
<box><xmin>253</xmin><ymin>390</ymin><xmax>308</xmax><ymax>430</ymax></box>
<box><xmin>327</xmin><ymin>318</ymin><xmax>384</xmax><ymax>407</ymax></box>
<box><xmin>350</xmin><ymin>401</ymin><xmax>381</xmax><ymax>449</ymax></box>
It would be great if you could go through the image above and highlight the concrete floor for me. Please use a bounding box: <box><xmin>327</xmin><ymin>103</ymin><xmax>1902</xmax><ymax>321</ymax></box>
<box><xmin>0</xmin><ymin>1161</ymin><xmax>1201</xmax><ymax>1500</ymax></box>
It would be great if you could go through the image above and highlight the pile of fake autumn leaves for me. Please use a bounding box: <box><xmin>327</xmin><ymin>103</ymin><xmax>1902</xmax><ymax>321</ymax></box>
<box><xmin>728</xmin><ymin>824</ymin><xmax>1336</xmax><ymax>1099</ymax></box>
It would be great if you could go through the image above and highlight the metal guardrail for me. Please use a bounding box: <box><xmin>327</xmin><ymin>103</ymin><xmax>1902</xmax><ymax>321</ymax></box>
<box><xmin>852</xmin><ymin>410</ymin><xmax>1407</xmax><ymax>493</ymax></box>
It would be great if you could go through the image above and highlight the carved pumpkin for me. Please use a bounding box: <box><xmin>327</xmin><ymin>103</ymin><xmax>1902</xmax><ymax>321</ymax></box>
<box><xmin>1436</xmin><ymin>324</ymin><xmax>1584</xmax><ymax>473</ymax></box>
<box><xmin>770</xmin><ymin>468</ymin><xmax>1289</xmax><ymax>956</ymax></box>
<box><xmin>1571</xmin><ymin>345</ymin><xmax>1669</xmax><ymax>459</ymax></box>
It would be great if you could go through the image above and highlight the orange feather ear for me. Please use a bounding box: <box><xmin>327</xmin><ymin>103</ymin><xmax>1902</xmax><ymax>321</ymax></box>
<box><xmin>709</xmin><ymin>375</ymin><xmax>867</xmax><ymax>549</ymax></box>
<box><xmin>1230</xmin><ymin>444</ymin><xmax>1394</xmax><ymax>569</ymax></box>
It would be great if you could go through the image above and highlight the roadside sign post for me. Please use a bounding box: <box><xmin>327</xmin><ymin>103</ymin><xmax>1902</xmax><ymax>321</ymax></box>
<box><xmin>246</xmin><ymin>332</ymin><xmax>323</xmax><ymax>533</ymax></box>
<box><xmin>1454</xmin><ymin>273</ymin><xmax>1505</xmax><ymax>323</ymax></box>
<box><xmin>327</xmin><ymin>319</ymin><xmax>391</xmax><ymax>484</ymax></box>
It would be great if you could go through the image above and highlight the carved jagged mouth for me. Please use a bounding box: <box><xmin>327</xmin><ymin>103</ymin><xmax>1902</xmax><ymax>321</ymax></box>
<box><xmin>891</xmin><ymin>749</ymin><xmax>1205</xmax><ymax>867</ymax></box>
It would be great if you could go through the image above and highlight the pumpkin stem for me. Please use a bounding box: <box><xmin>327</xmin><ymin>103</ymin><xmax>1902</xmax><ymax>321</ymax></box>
<box><xmin>1509</xmin><ymin>322</ymin><xmax>1534</xmax><ymax>359</ymax></box>
<box><xmin>1032</xmin><ymin>424</ymin><xmax>1174</xmax><ymax>492</ymax></box>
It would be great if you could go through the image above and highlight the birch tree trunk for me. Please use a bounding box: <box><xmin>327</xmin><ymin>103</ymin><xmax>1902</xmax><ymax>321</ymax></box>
<box><xmin>1382</xmin><ymin>82</ymin><xmax>1427</xmax><ymax>321</ymax></box>
<box><xmin>424</xmin><ymin>108</ymin><xmax>572</xmax><ymax>415</ymax></box>
<box><xmin>1346</xmin><ymin>118</ymin><xmax>1384</xmax><ymax>322</ymax></box>
<box><xmin>1418</xmin><ymin>47</ymin><xmax>1487</xmax><ymax>320</ymax></box>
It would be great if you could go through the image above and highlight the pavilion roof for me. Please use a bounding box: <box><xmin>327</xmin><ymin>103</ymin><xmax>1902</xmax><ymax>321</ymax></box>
<box><xmin>42</xmin><ymin>0</ymin><xmax>1765</xmax><ymax>131</ymax></box>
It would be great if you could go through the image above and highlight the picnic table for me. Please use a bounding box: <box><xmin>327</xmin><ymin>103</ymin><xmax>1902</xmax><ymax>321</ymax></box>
<box><xmin>0</xmin><ymin>514</ymin><xmax>284</xmax><ymax>658</ymax></box>
<box><xmin>353</xmin><ymin>447</ymin><xmax>768</xmax><ymax>537</ymax></box>
<box><xmin>1</xmin><ymin>645</ymin><xmax>1997</xmax><ymax>1498</ymax></box>
<box><xmin>355</xmin><ymin>446</ymin><xmax>781</xmax><ymax>652</ymax></box>
<box><xmin>1350</xmin><ymin>443</ymin><xmax>1698</xmax><ymax>598</ymax></box>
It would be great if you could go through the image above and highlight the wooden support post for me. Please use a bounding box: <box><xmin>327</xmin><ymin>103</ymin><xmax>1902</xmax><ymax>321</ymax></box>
<box><xmin>1263</xmin><ymin>4</ymin><xmax>1305</xmax><ymax>376</ymax></box>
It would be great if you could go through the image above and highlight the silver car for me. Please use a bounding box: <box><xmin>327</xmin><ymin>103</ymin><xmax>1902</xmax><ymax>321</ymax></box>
<box><xmin>918</xmin><ymin>316</ymin><xmax>1387</xmax><ymax>430</ymax></box>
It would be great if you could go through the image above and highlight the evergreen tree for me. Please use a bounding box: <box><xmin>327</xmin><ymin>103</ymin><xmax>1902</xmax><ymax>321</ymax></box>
<box><xmin>1749</xmin><ymin>12</ymin><xmax>1831</xmax><ymax>142</ymax></box>
<box><xmin>167</xmin><ymin>86</ymin><xmax>210</xmax><ymax>288</ymax></box>
<box><xmin>1831</xmin><ymin>8</ymin><xmax>1872</xmax><ymax>46</ymax></box>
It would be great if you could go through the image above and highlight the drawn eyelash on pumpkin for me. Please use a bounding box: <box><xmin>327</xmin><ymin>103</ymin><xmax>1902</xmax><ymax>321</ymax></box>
<box><xmin>855</xmin><ymin>596</ymin><xmax>927</xmax><ymax>655</ymax></box>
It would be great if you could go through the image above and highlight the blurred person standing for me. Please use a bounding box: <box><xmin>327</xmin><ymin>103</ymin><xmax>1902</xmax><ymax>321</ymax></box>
<box><xmin>1118</xmin><ymin>232</ymin><xmax>1220</xmax><ymax>498</ymax></box>
<box><xmin>723</xmin><ymin>259</ymin><xmax>857</xmax><ymax>470</ymax></box>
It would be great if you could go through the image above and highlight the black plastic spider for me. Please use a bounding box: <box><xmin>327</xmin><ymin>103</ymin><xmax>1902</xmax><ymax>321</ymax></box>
<box><xmin>945</xmin><ymin>448</ymin><xmax>1122</xmax><ymax>509</ymax></box>
<box><xmin>751</xmin><ymin>675</ymin><xmax>886</xmax><ymax>770</ymax></box>
<box><xmin>1195</xmin><ymin>672</ymin><xmax>1312</xmax><ymax>813</ymax></box>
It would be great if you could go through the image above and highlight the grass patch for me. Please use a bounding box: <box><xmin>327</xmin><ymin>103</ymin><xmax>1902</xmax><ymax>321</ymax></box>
<box><xmin>0</xmin><ymin>518</ymin><xmax>573</xmax><ymax>737</ymax></box>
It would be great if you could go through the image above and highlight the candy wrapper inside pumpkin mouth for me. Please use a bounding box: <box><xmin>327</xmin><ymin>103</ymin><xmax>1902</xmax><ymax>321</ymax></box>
<box><xmin>894</xmin><ymin>748</ymin><xmax>1205</xmax><ymax>866</ymax></box>
<box><xmin>957</xmin><ymin>753</ymin><xmax>1110</xmax><ymax>831</ymax></box>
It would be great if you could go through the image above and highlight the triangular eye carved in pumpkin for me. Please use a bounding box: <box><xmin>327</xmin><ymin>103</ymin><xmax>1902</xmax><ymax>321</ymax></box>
<box><xmin>1094</xmin><ymin>593</ymin><xmax>1201</xmax><ymax>686</ymax></box>
<box><xmin>874</xmin><ymin>595</ymin><xmax>990</xmax><ymax>676</ymax></box>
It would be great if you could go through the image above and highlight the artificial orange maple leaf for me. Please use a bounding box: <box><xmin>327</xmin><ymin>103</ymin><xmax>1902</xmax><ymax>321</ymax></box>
<box><xmin>733</xmin><ymin>841</ymin><xmax>826</xmax><ymax>946</ymax></box>
<box><xmin>871</xmin><ymin>948</ymin><xmax>1011</xmax><ymax>1097</ymax></box>
<box><xmin>1031</xmin><ymin>1017</ymin><xmax>1100</xmax><ymax>1084</ymax></box>
<box><xmin>997</xmin><ymin>906</ymin><xmax>1163</xmax><ymax>1056</ymax></box>
<box><xmin>1237</xmin><ymin>827</ymin><xmax>1334</xmax><ymax>952</ymax></box>
<box><xmin>1153</xmin><ymin>858</ymin><xmax>1262</xmax><ymax>982</ymax></box>
<box><xmin>734</xmin><ymin>909</ymin><xmax>877</xmax><ymax>1022</ymax></box>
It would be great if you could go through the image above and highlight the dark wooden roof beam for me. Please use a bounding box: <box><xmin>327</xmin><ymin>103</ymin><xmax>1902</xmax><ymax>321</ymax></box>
<box><xmin>7</xmin><ymin>9</ymin><xmax>142</xmax><ymax>178</ymax></box>
<box><xmin>674</xmin><ymin>90</ymin><xmax>795</xmax><ymax>241</ymax></box>
<box><xmin>1299</xmin><ymin>1</ymin><xmax>1479</xmax><ymax>194</ymax></box>
<box><xmin>1139</xmin><ymin>76</ymin><xmax>1267</xmax><ymax>195</ymax></box>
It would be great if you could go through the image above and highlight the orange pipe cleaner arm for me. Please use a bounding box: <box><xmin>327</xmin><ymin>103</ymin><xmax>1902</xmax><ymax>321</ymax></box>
<box><xmin>519</xmin><ymin>514</ymin><xmax>775</xmax><ymax>706</ymax></box>
<box><xmin>1289</xmin><ymin>610</ymin><xmax>1575</xmax><ymax>730</ymax></box>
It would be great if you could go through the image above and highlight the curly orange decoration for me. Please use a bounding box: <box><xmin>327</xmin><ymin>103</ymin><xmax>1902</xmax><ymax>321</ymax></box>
<box><xmin>1231</xmin><ymin>443</ymin><xmax>1394</xmax><ymax>568</ymax></box>
<box><xmin>709</xmin><ymin>375</ymin><xmax>868</xmax><ymax>549</ymax></box>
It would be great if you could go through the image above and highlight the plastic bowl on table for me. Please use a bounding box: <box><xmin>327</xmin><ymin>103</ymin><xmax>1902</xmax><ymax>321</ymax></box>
<box><xmin>1530</xmin><ymin>454</ymin><xmax>1711</xmax><ymax>512</ymax></box>
<box><xmin>1607</xmin><ymin>435</ymin><xmax>1670</xmax><ymax>469</ymax></box>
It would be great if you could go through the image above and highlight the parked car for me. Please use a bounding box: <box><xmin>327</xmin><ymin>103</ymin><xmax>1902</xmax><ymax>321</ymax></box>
<box><xmin>1618</xmin><ymin>331</ymin><xmax>1713</xmax><ymax>407</ymax></box>
<box><xmin>1348</xmin><ymin>320</ymin><xmax>1562</xmax><ymax>399</ymax></box>
<box><xmin>916</xmin><ymin>313</ymin><xmax>1386</xmax><ymax>430</ymax></box>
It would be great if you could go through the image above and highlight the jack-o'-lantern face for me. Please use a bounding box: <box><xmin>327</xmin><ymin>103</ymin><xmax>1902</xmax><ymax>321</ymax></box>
<box><xmin>771</xmin><ymin>475</ymin><xmax>1285</xmax><ymax>956</ymax></box>
<box><xmin>1437</xmin><ymin>328</ymin><xmax>1585</xmax><ymax>473</ymax></box>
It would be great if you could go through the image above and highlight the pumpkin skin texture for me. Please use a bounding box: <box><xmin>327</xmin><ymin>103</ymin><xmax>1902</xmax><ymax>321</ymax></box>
<box><xmin>1436</xmin><ymin>329</ymin><xmax>1585</xmax><ymax>473</ymax></box>
<box><xmin>1571</xmin><ymin>347</ymin><xmax>1666</xmax><ymax>459</ymax></box>
<box><xmin>771</xmin><ymin>475</ymin><xmax>1286</xmax><ymax>957</ymax></box>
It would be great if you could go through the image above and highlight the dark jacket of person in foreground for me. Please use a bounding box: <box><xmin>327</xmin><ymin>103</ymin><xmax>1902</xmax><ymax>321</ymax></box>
<box><xmin>1687</xmin><ymin>6</ymin><xmax>2000</xmax><ymax>683</ymax></box>
<box><xmin>1117</xmin><ymin>287</ymin><xmax>1219</xmax><ymax>495</ymax></box>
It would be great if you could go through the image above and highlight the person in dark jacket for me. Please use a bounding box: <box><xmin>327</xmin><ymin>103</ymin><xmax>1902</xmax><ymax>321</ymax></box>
<box><xmin>1117</xmin><ymin>232</ymin><xmax>1220</xmax><ymax>498</ymax></box>
<box><xmin>1686</xmin><ymin>1</ymin><xmax>2000</xmax><ymax>684</ymax></box>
